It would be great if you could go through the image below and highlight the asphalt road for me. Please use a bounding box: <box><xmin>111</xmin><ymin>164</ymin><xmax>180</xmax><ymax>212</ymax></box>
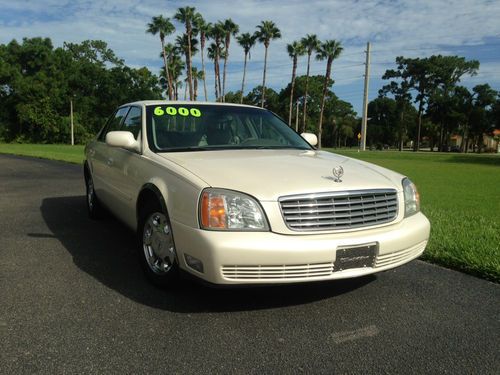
<box><xmin>1</xmin><ymin>154</ymin><xmax>499</xmax><ymax>374</ymax></box>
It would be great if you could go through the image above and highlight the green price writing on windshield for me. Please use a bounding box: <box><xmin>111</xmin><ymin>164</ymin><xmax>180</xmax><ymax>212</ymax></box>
<box><xmin>154</xmin><ymin>106</ymin><xmax>201</xmax><ymax>117</ymax></box>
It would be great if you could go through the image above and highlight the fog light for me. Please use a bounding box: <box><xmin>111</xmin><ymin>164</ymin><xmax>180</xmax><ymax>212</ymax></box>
<box><xmin>184</xmin><ymin>254</ymin><xmax>204</xmax><ymax>273</ymax></box>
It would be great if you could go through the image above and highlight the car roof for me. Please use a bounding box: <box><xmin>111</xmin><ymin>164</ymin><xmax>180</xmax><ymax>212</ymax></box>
<box><xmin>121</xmin><ymin>100</ymin><xmax>266</xmax><ymax>111</ymax></box>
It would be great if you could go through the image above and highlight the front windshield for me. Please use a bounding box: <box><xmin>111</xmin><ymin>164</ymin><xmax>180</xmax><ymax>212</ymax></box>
<box><xmin>146</xmin><ymin>104</ymin><xmax>312</xmax><ymax>152</ymax></box>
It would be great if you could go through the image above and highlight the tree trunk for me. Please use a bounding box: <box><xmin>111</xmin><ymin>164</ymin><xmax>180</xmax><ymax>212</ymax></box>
<box><xmin>461</xmin><ymin>123</ymin><xmax>468</xmax><ymax>153</ymax></box>
<box><xmin>288</xmin><ymin>55</ymin><xmax>297</xmax><ymax>126</ymax></box>
<box><xmin>331</xmin><ymin>119</ymin><xmax>337</xmax><ymax>148</ymax></box>
<box><xmin>213</xmin><ymin>58</ymin><xmax>219</xmax><ymax>100</ymax></box>
<box><xmin>194</xmin><ymin>77</ymin><xmax>198</xmax><ymax>101</ymax></box>
<box><xmin>215</xmin><ymin>41</ymin><xmax>222</xmax><ymax>101</ymax></box>
<box><xmin>222</xmin><ymin>37</ymin><xmax>230</xmax><ymax>102</ymax></box>
<box><xmin>161</xmin><ymin>38</ymin><xmax>173</xmax><ymax>100</ymax></box>
<box><xmin>317</xmin><ymin>57</ymin><xmax>333</xmax><ymax>149</ymax></box>
<box><xmin>186</xmin><ymin>26</ymin><xmax>194</xmax><ymax>101</ymax></box>
<box><xmin>398</xmin><ymin>110</ymin><xmax>404</xmax><ymax>151</ymax></box>
<box><xmin>240</xmin><ymin>52</ymin><xmax>248</xmax><ymax>104</ymax></box>
<box><xmin>216</xmin><ymin>54</ymin><xmax>222</xmax><ymax>101</ymax></box>
<box><xmin>261</xmin><ymin>45</ymin><xmax>269</xmax><ymax>108</ymax></box>
<box><xmin>477</xmin><ymin>134</ymin><xmax>483</xmax><ymax>153</ymax></box>
<box><xmin>438</xmin><ymin>124</ymin><xmax>444</xmax><ymax>152</ymax></box>
<box><xmin>301</xmin><ymin>52</ymin><xmax>312</xmax><ymax>132</ymax></box>
<box><xmin>200</xmin><ymin>35</ymin><xmax>208</xmax><ymax>101</ymax></box>
<box><xmin>414</xmin><ymin>101</ymin><xmax>423</xmax><ymax>151</ymax></box>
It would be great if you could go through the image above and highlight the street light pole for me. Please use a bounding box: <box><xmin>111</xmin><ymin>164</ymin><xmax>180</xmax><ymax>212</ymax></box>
<box><xmin>361</xmin><ymin>41</ymin><xmax>371</xmax><ymax>151</ymax></box>
<box><xmin>70</xmin><ymin>99</ymin><xmax>74</xmax><ymax>146</ymax></box>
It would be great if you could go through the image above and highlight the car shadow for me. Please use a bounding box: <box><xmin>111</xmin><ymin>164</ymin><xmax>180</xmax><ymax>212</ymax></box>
<box><xmin>39</xmin><ymin>195</ymin><xmax>375</xmax><ymax>313</ymax></box>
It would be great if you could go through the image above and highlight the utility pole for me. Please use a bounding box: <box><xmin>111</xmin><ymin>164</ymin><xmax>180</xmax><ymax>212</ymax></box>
<box><xmin>361</xmin><ymin>42</ymin><xmax>371</xmax><ymax>151</ymax></box>
<box><xmin>70</xmin><ymin>98</ymin><xmax>74</xmax><ymax>146</ymax></box>
<box><xmin>295</xmin><ymin>100</ymin><xmax>300</xmax><ymax>132</ymax></box>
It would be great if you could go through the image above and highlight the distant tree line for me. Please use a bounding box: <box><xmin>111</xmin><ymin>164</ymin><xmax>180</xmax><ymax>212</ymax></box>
<box><xmin>0</xmin><ymin>38</ymin><xmax>161</xmax><ymax>143</ymax></box>
<box><xmin>371</xmin><ymin>55</ymin><xmax>500</xmax><ymax>152</ymax></box>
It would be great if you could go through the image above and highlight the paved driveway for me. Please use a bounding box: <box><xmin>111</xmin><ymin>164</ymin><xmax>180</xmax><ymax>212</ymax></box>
<box><xmin>1</xmin><ymin>154</ymin><xmax>499</xmax><ymax>374</ymax></box>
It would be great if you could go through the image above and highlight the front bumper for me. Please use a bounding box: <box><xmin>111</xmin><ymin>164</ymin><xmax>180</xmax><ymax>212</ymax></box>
<box><xmin>172</xmin><ymin>212</ymin><xmax>430</xmax><ymax>285</ymax></box>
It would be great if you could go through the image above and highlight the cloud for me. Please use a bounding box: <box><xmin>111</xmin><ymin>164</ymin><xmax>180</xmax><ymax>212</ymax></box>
<box><xmin>0</xmin><ymin>0</ymin><xmax>499</xmax><ymax>113</ymax></box>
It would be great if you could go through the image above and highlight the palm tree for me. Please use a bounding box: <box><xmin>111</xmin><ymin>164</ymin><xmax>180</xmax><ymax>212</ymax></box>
<box><xmin>158</xmin><ymin>43</ymin><xmax>175</xmax><ymax>98</ymax></box>
<box><xmin>255</xmin><ymin>21</ymin><xmax>281</xmax><ymax>108</ymax></box>
<box><xmin>176</xmin><ymin>34</ymin><xmax>199</xmax><ymax>101</ymax></box>
<box><xmin>286</xmin><ymin>41</ymin><xmax>305</xmax><ymax>126</ymax></box>
<box><xmin>220</xmin><ymin>19</ymin><xmax>239</xmax><ymax>102</ymax></box>
<box><xmin>300</xmin><ymin>34</ymin><xmax>320</xmax><ymax>131</ymax></box>
<box><xmin>194</xmin><ymin>15</ymin><xmax>211</xmax><ymax>101</ymax></box>
<box><xmin>146</xmin><ymin>15</ymin><xmax>175</xmax><ymax>100</ymax></box>
<box><xmin>209</xmin><ymin>24</ymin><xmax>225</xmax><ymax>101</ymax></box>
<box><xmin>168</xmin><ymin>51</ymin><xmax>184</xmax><ymax>100</ymax></box>
<box><xmin>174</xmin><ymin>6</ymin><xmax>198</xmax><ymax>100</ymax></box>
<box><xmin>236</xmin><ymin>32</ymin><xmax>257</xmax><ymax>103</ymax></box>
<box><xmin>316</xmin><ymin>40</ymin><xmax>343</xmax><ymax>148</ymax></box>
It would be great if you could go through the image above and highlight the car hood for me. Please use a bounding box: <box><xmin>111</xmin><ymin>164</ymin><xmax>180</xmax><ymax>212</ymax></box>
<box><xmin>158</xmin><ymin>149</ymin><xmax>404</xmax><ymax>201</ymax></box>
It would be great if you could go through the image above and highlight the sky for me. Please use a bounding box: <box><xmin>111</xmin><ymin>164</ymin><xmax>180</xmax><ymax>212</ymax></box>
<box><xmin>1</xmin><ymin>0</ymin><xmax>500</xmax><ymax>115</ymax></box>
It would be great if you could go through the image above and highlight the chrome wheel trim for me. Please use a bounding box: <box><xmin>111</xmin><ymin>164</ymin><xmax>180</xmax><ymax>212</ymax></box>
<box><xmin>87</xmin><ymin>177</ymin><xmax>94</xmax><ymax>210</ymax></box>
<box><xmin>142</xmin><ymin>212</ymin><xmax>176</xmax><ymax>275</ymax></box>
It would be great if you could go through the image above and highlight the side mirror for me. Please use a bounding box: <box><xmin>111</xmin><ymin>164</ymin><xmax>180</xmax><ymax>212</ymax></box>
<box><xmin>301</xmin><ymin>132</ymin><xmax>318</xmax><ymax>147</ymax></box>
<box><xmin>106</xmin><ymin>131</ymin><xmax>140</xmax><ymax>152</ymax></box>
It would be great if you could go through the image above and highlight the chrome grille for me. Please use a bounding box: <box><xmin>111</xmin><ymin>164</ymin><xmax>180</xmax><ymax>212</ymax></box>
<box><xmin>279</xmin><ymin>189</ymin><xmax>398</xmax><ymax>231</ymax></box>
<box><xmin>222</xmin><ymin>263</ymin><xmax>334</xmax><ymax>280</ymax></box>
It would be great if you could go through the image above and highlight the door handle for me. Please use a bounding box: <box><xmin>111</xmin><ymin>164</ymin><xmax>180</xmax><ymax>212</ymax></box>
<box><xmin>106</xmin><ymin>158</ymin><xmax>114</xmax><ymax>166</ymax></box>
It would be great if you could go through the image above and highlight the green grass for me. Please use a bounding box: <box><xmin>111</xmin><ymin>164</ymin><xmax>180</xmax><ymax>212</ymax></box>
<box><xmin>326</xmin><ymin>149</ymin><xmax>500</xmax><ymax>283</ymax></box>
<box><xmin>1</xmin><ymin>143</ymin><xmax>498</xmax><ymax>282</ymax></box>
<box><xmin>0</xmin><ymin>143</ymin><xmax>85</xmax><ymax>164</ymax></box>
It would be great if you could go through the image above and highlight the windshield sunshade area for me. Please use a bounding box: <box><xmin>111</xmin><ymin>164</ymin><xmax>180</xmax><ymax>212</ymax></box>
<box><xmin>146</xmin><ymin>104</ymin><xmax>312</xmax><ymax>152</ymax></box>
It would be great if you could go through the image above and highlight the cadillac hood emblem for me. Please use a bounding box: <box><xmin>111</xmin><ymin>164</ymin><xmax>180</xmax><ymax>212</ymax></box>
<box><xmin>332</xmin><ymin>166</ymin><xmax>344</xmax><ymax>182</ymax></box>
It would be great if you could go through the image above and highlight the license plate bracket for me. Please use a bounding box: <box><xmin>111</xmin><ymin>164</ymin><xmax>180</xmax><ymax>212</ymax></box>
<box><xmin>334</xmin><ymin>243</ymin><xmax>377</xmax><ymax>271</ymax></box>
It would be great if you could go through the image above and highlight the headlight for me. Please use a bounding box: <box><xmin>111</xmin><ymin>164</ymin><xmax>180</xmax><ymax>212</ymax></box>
<box><xmin>402</xmin><ymin>178</ymin><xmax>420</xmax><ymax>217</ymax></box>
<box><xmin>199</xmin><ymin>188</ymin><xmax>269</xmax><ymax>231</ymax></box>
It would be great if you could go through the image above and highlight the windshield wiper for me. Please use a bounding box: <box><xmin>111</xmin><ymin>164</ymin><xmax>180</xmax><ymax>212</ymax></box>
<box><xmin>159</xmin><ymin>146</ymin><xmax>236</xmax><ymax>152</ymax></box>
<box><xmin>240</xmin><ymin>146</ymin><xmax>310</xmax><ymax>150</ymax></box>
<box><xmin>159</xmin><ymin>145</ymin><xmax>311</xmax><ymax>152</ymax></box>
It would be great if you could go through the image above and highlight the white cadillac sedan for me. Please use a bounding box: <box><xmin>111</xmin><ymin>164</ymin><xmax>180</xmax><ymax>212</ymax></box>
<box><xmin>84</xmin><ymin>101</ymin><xmax>430</xmax><ymax>287</ymax></box>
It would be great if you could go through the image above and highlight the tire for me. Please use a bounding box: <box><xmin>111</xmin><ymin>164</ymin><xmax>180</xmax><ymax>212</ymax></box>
<box><xmin>85</xmin><ymin>170</ymin><xmax>104</xmax><ymax>220</ymax></box>
<box><xmin>137</xmin><ymin>200</ymin><xmax>179</xmax><ymax>287</ymax></box>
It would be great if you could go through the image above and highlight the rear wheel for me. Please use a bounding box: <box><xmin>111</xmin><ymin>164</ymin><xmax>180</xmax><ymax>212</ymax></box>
<box><xmin>85</xmin><ymin>171</ymin><xmax>104</xmax><ymax>219</ymax></box>
<box><xmin>137</xmin><ymin>201</ymin><xmax>179</xmax><ymax>287</ymax></box>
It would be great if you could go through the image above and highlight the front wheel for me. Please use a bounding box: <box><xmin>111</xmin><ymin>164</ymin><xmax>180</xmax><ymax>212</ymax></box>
<box><xmin>137</xmin><ymin>204</ymin><xmax>179</xmax><ymax>287</ymax></box>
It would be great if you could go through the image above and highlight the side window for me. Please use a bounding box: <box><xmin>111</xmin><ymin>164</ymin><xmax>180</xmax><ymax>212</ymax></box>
<box><xmin>98</xmin><ymin>107</ymin><xmax>129</xmax><ymax>142</ymax></box>
<box><xmin>122</xmin><ymin>106</ymin><xmax>142</xmax><ymax>139</ymax></box>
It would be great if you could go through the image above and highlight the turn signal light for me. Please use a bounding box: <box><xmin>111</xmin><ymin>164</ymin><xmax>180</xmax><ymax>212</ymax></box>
<box><xmin>201</xmin><ymin>192</ymin><xmax>227</xmax><ymax>229</ymax></box>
